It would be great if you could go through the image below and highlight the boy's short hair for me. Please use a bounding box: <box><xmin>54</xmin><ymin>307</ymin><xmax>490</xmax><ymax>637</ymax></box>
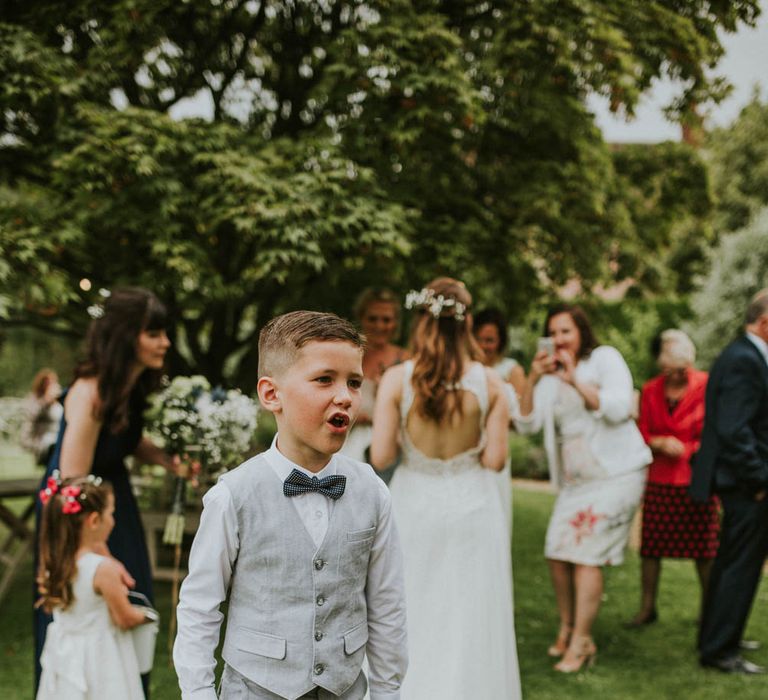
<box><xmin>258</xmin><ymin>311</ymin><xmax>365</xmax><ymax>378</ymax></box>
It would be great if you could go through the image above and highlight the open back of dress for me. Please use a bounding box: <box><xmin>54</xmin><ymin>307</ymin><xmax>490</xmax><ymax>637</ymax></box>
<box><xmin>400</xmin><ymin>360</ymin><xmax>488</xmax><ymax>473</ymax></box>
<box><xmin>388</xmin><ymin>360</ymin><xmax>521</xmax><ymax>699</ymax></box>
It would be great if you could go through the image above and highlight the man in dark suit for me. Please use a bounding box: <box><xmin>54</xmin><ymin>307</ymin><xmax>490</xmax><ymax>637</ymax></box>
<box><xmin>690</xmin><ymin>289</ymin><xmax>768</xmax><ymax>674</ymax></box>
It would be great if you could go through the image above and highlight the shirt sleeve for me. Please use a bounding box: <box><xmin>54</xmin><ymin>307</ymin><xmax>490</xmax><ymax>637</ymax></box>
<box><xmin>590</xmin><ymin>347</ymin><xmax>635</xmax><ymax>424</ymax></box>
<box><xmin>173</xmin><ymin>482</ymin><xmax>239</xmax><ymax>700</ymax></box>
<box><xmin>365</xmin><ymin>480</ymin><xmax>408</xmax><ymax>700</ymax></box>
<box><xmin>513</xmin><ymin>376</ymin><xmax>550</xmax><ymax>434</ymax></box>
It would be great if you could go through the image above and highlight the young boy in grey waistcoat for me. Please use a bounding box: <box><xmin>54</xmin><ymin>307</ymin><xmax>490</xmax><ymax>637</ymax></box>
<box><xmin>174</xmin><ymin>311</ymin><xmax>407</xmax><ymax>700</ymax></box>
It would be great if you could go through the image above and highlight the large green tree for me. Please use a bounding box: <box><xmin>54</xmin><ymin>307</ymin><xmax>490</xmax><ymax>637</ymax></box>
<box><xmin>0</xmin><ymin>0</ymin><xmax>759</xmax><ymax>384</ymax></box>
<box><xmin>609</xmin><ymin>141</ymin><xmax>714</xmax><ymax>296</ymax></box>
<box><xmin>706</xmin><ymin>96</ymin><xmax>768</xmax><ymax>233</ymax></box>
<box><xmin>688</xmin><ymin>208</ymin><xmax>768</xmax><ymax>367</ymax></box>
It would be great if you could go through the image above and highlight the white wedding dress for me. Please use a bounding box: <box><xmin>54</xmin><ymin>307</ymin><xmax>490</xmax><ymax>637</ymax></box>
<box><xmin>390</xmin><ymin>361</ymin><xmax>521</xmax><ymax>699</ymax></box>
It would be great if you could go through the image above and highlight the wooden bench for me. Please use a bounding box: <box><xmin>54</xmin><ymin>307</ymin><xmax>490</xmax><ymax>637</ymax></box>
<box><xmin>0</xmin><ymin>477</ymin><xmax>38</xmax><ymax>604</ymax></box>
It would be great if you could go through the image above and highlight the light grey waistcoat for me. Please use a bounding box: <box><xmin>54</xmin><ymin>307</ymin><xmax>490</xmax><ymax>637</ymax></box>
<box><xmin>219</xmin><ymin>454</ymin><xmax>382</xmax><ymax>700</ymax></box>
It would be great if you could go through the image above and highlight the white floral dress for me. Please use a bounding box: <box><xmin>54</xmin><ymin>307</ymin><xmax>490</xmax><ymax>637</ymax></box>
<box><xmin>545</xmin><ymin>381</ymin><xmax>646</xmax><ymax>566</ymax></box>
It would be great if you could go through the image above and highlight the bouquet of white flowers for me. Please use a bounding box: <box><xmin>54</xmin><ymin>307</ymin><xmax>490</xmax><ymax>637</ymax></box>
<box><xmin>145</xmin><ymin>375</ymin><xmax>259</xmax><ymax>472</ymax></box>
<box><xmin>145</xmin><ymin>375</ymin><xmax>259</xmax><ymax>543</ymax></box>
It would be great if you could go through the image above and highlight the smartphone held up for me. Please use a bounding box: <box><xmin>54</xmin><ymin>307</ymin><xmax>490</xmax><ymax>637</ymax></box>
<box><xmin>537</xmin><ymin>336</ymin><xmax>555</xmax><ymax>356</ymax></box>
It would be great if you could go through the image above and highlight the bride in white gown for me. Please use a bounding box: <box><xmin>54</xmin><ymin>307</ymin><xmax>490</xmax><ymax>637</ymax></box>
<box><xmin>371</xmin><ymin>277</ymin><xmax>521</xmax><ymax>699</ymax></box>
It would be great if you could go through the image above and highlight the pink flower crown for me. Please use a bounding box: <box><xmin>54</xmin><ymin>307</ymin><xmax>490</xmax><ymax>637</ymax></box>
<box><xmin>39</xmin><ymin>471</ymin><xmax>103</xmax><ymax>515</ymax></box>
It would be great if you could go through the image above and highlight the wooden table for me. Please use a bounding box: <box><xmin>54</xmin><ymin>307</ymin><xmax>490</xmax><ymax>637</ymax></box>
<box><xmin>141</xmin><ymin>509</ymin><xmax>201</xmax><ymax>582</ymax></box>
<box><xmin>0</xmin><ymin>477</ymin><xmax>38</xmax><ymax>604</ymax></box>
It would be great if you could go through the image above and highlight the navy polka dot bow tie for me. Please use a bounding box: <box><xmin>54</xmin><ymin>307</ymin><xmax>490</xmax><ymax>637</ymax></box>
<box><xmin>283</xmin><ymin>469</ymin><xmax>347</xmax><ymax>500</ymax></box>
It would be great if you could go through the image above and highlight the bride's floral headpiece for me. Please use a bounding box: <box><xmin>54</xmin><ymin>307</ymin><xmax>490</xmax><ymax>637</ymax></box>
<box><xmin>405</xmin><ymin>288</ymin><xmax>467</xmax><ymax>321</ymax></box>
<box><xmin>39</xmin><ymin>471</ymin><xmax>103</xmax><ymax>515</ymax></box>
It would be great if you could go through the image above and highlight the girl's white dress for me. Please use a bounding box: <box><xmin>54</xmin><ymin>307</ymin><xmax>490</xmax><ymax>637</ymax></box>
<box><xmin>390</xmin><ymin>361</ymin><xmax>521</xmax><ymax>699</ymax></box>
<box><xmin>341</xmin><ymin>379</ymin><xmax>376</xmax><ymax>462</ymax></box>
<box><xmin>492</xmin><ymin>356</ymin><xmax>522</xmax><ymax>530</ymax></box>
<box><xmin>37</xmin><ymin>552</ymin><xmax>144</xmax><ymax>700</ymax></box>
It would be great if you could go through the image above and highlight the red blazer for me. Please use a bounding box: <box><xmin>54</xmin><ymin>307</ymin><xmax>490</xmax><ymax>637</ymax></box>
<box><xmin>638</xmin><ymin>368</ymin><xmax>708</xmax><ymax>486</ymax></box>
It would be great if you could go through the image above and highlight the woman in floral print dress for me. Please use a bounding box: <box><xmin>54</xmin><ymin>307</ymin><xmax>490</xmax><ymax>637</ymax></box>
<box><xmin>516</xmin><ymin>304</ymin><xmax>652</xmax><ymax>673</ymax></box>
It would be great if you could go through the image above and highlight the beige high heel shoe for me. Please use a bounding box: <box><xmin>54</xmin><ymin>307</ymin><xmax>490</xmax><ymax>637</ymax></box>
<box><xmin>547</xmin><ymin>623</ymin><xmax>573</xmax><ymax>658</ymax></box>
<box><xmin>553</xmin><ymin>634</ymin><xmax>597</xmax><ymax>673</ymax></box>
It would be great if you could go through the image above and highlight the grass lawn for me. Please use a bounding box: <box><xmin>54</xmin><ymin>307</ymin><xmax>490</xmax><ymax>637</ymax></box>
<box><xmin>2</xmin><ymin>462</ymin><xmax>768</xmax><ymax>698</ymax></box>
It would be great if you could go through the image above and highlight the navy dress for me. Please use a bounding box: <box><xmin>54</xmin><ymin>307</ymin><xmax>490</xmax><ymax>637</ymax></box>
<box><xmin>34</xmin><ymin>387</ymin><xmax>154</xmax><ymax>691</ymax></box>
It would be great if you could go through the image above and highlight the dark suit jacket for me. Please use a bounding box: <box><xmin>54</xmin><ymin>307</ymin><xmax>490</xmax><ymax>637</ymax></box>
<box><xmin>689</xmin><ymin>335</ymin><xmax>768</xmax><ymax>502</ymax></box>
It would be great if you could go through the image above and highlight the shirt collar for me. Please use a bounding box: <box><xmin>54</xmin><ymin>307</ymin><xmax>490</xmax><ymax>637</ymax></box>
<box><xmin>265</xmin><ymin>434</ymin><xmax>337</xmax><ymax>481</ymax></box>
<box><xmin>746</xmin><ymin>332</ymin><xmax>768</xmax><ymax>368</ymax></box>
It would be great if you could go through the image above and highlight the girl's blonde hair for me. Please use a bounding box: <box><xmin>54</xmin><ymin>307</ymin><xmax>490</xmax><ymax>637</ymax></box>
<box><xmin>353</xmin><ymin>287</ymin><xmax>401</xmax><ymax>324</ymax></box>
<box><xmin>409</xmin><ymin>277</ymin><xmax>482</xmax><ymax>422</ymax></box>
<box><xmin>36</xmin><ymin>477</ymin><xmax>113</xmax><ymax>614</ymax></box>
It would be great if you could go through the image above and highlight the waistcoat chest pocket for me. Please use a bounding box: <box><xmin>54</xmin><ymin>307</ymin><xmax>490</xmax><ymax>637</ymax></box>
<box><xmin>347</xmin><ymin>526</ymin><xmax>376</xmax><ymax>542</ymax></box>
<box><xmin>343</xmin><ymin>621</ymin><xmax>369</xmax><ymax>655</ymax></box>
<box><xmin>236</xmin><ymin>627</ymin><xmax>287</xmax><ymax>660</ymax></box>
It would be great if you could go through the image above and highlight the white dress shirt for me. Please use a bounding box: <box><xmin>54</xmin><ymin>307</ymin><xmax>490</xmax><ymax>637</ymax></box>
<box><xmin>173</xmin><ymin>437</ymin><xmax>407</xmax><ymax>700</ymax></box>
<box><xmin>266</xmin><ymin>439</ymin><xmax>335</xmax><ymax>548</ymax></box>
<box><xmin>746</xmin><ymin>331</ymin><xmax>768</xmax><ymax>368</ymax></box>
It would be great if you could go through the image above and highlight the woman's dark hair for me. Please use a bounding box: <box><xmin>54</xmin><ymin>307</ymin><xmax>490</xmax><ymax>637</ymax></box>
<box><xmin>74</xmin><ymin>287</ymin><xmax>167</xmax><ymax>433</ymax></box>
<box><xmin>473</xmin><ymin>308</ymin><xmax>508</xmax><ymax>355</ymax></box>
<box><xmin>542</xmin><ymin>303</ymin><xmax>599</xmax><ymax>359</ymax></box>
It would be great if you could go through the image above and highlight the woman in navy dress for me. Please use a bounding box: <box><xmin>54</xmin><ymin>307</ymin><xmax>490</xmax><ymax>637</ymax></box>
<box><xmin>35</xmin><ymin>288</ymin><xmax>181</xmax><ymax>697</ymax></box>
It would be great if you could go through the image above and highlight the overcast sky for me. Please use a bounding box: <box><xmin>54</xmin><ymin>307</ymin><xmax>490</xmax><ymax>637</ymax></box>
<box><xmin>590</xmin><ymin>10</ymin><xmax>768</xmax><ymax>143</ymax></box>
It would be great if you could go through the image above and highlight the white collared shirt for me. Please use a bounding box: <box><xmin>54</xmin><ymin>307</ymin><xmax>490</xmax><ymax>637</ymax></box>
<box><xmin>265</xmin><ymin>436</ymin><xmax>335</xmax><ymax>548</ymax></box>
<box><xmin>746</xmin><ymin>331</ymin><xmax>768</xmax><ymax>368</ymax></box>
<box><xmin>173</xmin><ymin>436</ymin><xmax>407</xmax><ymax>700</ymax></box>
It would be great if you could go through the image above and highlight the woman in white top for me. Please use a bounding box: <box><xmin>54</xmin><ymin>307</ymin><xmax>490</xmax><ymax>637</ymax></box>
<box><xmin>516</xmin><ymin>304</ymin><xmax>651</xmax><ymax>673</ymax></box>
<box><xmin>473</xmin><ymin>307</ymin><xmax>526</xmax><ymax>528</ymax></box>
<box><xmin>474</xmin><ymin>308</ymin><xmax>526</xmax><ymax>398</ymax></box>
<box><xmin>371</xmin><ymin>278</ymin><xmax>521</xmax><ymax>699</ymax></box>
<box><xmin>20</xmin><ymin>369</ymin><xmax>63</xmax><ymax>466</ymax></box>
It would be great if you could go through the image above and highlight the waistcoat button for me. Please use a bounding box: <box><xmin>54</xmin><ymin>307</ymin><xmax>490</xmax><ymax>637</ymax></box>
<box><xmin>315</xmin><ymin>631</ymin><xmax>323</xmax><ymax>641</ymax></box>
<box><xmin>316</xmin><ymin>595</ymin><xmax>325</xmax><ymax>606</ymax></box>
<box><xmin>314</xmin><ymin>559</ymin><xmax>325</xmax><ymax>570</ymax></box>
<box><xmin>314</xmin><ymin>663</ymin><xmax>325</xmax><ymax>675</ymax></box>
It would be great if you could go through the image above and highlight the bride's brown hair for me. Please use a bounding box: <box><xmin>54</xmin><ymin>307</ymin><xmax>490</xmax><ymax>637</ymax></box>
<box><xmin>409</xmin><ymin>277</ymin><xmax>483</xmax><ymax>422</ymax></box>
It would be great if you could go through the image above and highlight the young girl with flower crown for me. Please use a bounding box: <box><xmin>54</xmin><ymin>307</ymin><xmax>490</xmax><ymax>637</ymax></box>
<box><xmin>36</xmin><ymin>474</ymin><xmax>149</xmax><ymax>700</ymax></box>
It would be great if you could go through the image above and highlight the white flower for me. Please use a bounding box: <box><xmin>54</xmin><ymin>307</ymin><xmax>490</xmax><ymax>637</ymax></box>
<box><xmin>144</xmin><ymin>375</ymin><xmax>259</xmax><ymax>472</ymax></box>
<box><xmin>405</xmin><ymin>287</ymin><xmax>466</xmax><ymax>321</ymax></box>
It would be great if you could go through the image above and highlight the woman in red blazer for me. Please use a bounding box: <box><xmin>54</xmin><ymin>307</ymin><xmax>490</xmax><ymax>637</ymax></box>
<box><xmin>626</xmin><ymin>329</ymin><xmax>719</xmax><ymax>627</ymax></box>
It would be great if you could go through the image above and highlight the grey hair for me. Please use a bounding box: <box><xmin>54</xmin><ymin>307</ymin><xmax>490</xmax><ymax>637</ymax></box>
<box><xmin>658</xmin><ymin>329</ymin><xmax>696</xmax><ymax>367</ymax></box>
<box><xmin>745</xmin><ymin>288</ymin><xmax>768</xmax><ymax>325</ymax></box>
